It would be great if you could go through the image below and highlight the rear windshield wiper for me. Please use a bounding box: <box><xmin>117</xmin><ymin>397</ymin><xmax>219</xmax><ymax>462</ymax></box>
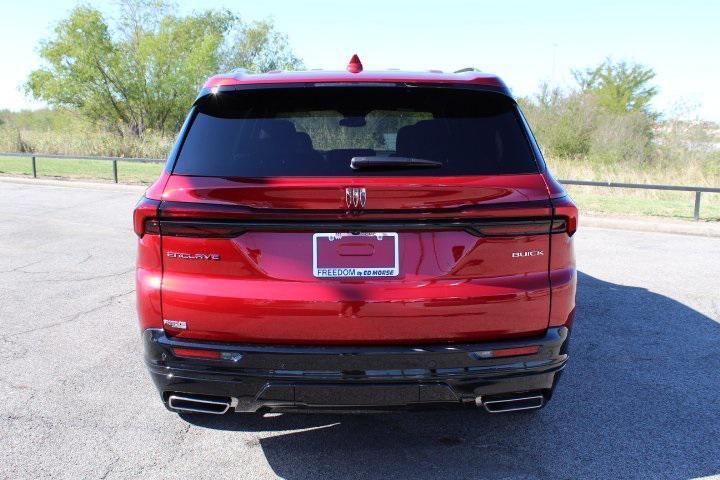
<box><xmin>350</xmin><ymin>156</ymin><xmax>442</xmax><ymax>170</ymax></box>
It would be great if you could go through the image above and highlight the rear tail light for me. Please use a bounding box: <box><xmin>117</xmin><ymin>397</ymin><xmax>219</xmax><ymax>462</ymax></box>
<box><xmin>155</xmin><ymin>220</ymin><xmax>561</xmax><ymax>238</ymax></box>
<box><xmin>147</xmin><ymin>218</ymin><xmax>568</xmax><ymax>238</ymax></box>
<box><xmin>472</xmin><ymin>219</ymin><xmax>566</xmax><ymax>237</ymax></box>
<box><xmin>552</xmin><ymin>196</ymin><xmax>579</xmax><ymax>236</ymax></box>
<box><xmin>133</xmin><ymin>197</ymin><xmax>161</xmax><ymax>237</ymax></box>
<box><xmin>158</xmin><ymin>222</ymin><xmax>246</xmax><ymax>238</ymax></box>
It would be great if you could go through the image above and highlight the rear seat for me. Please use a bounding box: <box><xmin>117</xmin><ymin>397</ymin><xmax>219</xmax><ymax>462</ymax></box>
<box><xmin>251</xmin><ymin>119</ymin><xmax>323</xmax><ymax>166</ymax></box>
<box><xmin>395</xmin><ymin>120</ymin><xmax>450</xmax><ymax>161</ymax></box>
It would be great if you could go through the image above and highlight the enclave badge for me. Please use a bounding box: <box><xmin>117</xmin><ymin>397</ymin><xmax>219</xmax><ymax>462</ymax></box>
<box><xmin>166</xmin><ymin>251</ymin><xmax>220</xmax><ymax>260</ymax></box>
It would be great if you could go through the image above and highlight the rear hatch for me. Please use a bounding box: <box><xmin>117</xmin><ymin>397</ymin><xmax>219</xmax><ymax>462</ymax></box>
<box><xmin>158</xmin><ymin>86</ymin><xmax>557</xmax><ymax>344</ymax></box>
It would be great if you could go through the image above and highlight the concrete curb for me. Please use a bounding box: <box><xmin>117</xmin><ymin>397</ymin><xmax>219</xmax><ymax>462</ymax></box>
<box><xmin>2</xmin><ymin>174</ymin><xmax>718</xmax><ymax>238</ymax></box>
<box><xmin>0</xmin><ymin>175</ymin><xmax>147</xmax><ymax>192</ymax></box>
<box><xmin>581</xmin><ymin>215</ymin><xmax>720</xmax><ymax>238</ymax></box>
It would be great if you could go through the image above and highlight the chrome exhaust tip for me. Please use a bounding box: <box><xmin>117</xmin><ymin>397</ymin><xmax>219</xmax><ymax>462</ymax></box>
<box><xmin>481</xmin><ymin>394</ymin><xmax>544</xmax><ymax>413</ymax></box>
<box><xmin>168</xmin><ymin>394</ymin><xmax>231</xmax><ymax>415</ymax></box>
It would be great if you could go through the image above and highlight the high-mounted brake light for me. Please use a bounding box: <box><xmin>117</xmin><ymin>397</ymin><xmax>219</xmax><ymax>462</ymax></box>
<box><xmin>133</xmin><ymin>197</ymin><xmax>161</xmax><ymax>237</ymax></box>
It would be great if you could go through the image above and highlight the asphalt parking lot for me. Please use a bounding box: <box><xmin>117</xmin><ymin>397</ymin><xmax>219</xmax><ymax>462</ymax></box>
<box><xmin>1</xmin><ymin>178</ymin><xmax>719</xmax><ymax>479</ymax></box>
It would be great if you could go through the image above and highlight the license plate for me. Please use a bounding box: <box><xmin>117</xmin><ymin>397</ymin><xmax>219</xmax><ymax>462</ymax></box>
<box><xmin>313</xmin><ymin>232</ymin><xmax>399</xmax><ymax>278</ymax></box>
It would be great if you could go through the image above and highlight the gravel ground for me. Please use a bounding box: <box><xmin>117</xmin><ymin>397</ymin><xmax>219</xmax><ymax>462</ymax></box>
<box><xmin>1</xmin><ymin>179</ymin><xmax>719</xmax><ymax>480</ymax></box>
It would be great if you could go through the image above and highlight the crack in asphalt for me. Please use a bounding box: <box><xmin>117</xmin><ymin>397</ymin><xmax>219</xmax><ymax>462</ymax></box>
<box><xmin>6</xmin><ymin>268</ymin><xmax>134</xmax><ymax>283</ymax></box>
<box><xmin>99</xmin><ymin>456</ymin><xmax>121</xmax><ymax>480</ymax></box>
<box><xmin>2</xmin><ymin>289</ymin><xmax>135</xmax><ymax>339</ymax></box>
<box><xmin>0</xmin><ymin>375</ymin><xmax>34</xmax><ymax>392</ymax></box>
<box><xmin>77</xmin><ymin>254</ymin><xmax>94</xmax><ymax>265</ymax></box>
<box><xmin>0</xmin><ymin>335</ymin><xmax>29</xmax><ymax>359</ymax></box>
<box><xmin>0</xmin><ymin>259</ymin><xmax>44</xmax><ymax>273</ymax></box>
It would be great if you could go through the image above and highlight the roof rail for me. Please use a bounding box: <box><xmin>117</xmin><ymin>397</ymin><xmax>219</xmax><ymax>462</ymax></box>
<box><xmin>454</xmin><ymin>67</ymin><xmax>480</xmax><ymax>73</ymax></box>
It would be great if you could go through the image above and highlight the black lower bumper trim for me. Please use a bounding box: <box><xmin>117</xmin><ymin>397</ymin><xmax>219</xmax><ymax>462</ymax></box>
<box><xmin>143</xmin><ymin>327</ymin><xmax>569</xmax><ymax>412</ymax></box>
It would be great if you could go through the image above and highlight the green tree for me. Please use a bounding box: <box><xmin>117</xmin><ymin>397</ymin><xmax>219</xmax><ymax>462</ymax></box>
<box><xmin>223</xmin><ymin>20</ymin><xmax>302</xmax><ymax>72</ymax></box>
<box><xmin>520</xmin><ymin>77</ymin><xmax>655</xmax><ymax>164</ymax></box>
<box><xmin>25</xmin><ymin>0</ymin><xmax>303</xmax><ymax>136</ymax></box>
<box><xmin>572</xmin><ymin>59</ymin><xmax>658</xmax><ymax>116</ymax></box>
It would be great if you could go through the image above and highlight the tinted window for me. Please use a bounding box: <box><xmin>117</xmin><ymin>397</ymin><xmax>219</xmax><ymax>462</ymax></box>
<box><xmin>174</xmin><ymin>87</ymin><xmax>538</xmax><ymax>177</ymax></box>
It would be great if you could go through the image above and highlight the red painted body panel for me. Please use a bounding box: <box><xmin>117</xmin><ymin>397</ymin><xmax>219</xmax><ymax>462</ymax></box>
<box><xmin>160</xmin><ymin>228</ymin><xmax>551</xmax><ymax>344</ymax></box>
<box><xmin>144</xmin><ymin>170</ymin><xmax>171</xmax><ymax>201</ymax></box>
<box><xmin>135</xmin><ymin>234</ymin><xmax>163</xmax><ymax>331</ymax></box>
<box><xmin>542</xmin><ymin>168</ymin><xmax>570</xmax><ymax>200</ymax></box>
<box><xmin>136</xmin><ymin>175</ymin><xmax>577</xmax><ymax>344</ymax></box>
<box><xmin>549</xmin><ymin>234</ymin><xmax>576</xmax><ymax>327</ymax></box>
<box><xmin>548</xmin><ymin>197</ymin><xmax>578</xmax><ymax>327</ymax></box>
<box><xmin>142</xmin><ymin>173</ymin><xmax>570</xmax><ymax>344</ymax></box>
<box><xmin>159</xmin><ymin>174</ymin><xmax>550</xmax><ymax>214</ymax></box>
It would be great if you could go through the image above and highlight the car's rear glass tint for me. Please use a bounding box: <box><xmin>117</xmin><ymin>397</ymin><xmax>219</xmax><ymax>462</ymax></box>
<box><xmin>174</xmin><ymin>87</ymin><xmax>538</xmax><ymax>177</ymax></box>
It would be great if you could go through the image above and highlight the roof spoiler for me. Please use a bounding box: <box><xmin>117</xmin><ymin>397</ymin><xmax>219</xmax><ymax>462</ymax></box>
<box><xmin>193</xmin><ymin>81</ymin><xmax>514</xmax><ymax>105</ymax></box>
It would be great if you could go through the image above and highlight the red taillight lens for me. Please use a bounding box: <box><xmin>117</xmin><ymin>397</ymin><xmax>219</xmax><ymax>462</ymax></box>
<box><xmin>490</xmin><ymin>345</ymin><xmax>541</xmax><ymax>357</ymax></box>
<box><xmin>471</xmin><ymin>345</ymin><xmax>540</xmax><ymax>359</ymax></box>
<box><xmin>473</xmin><ymin>219</ymin><xmax>561</xmax><ymax>237</ymax></box>
<box><xmin>172</xmin><ymin>348</ymin><xmax>222</xmax><ymax>360</ymax></box>
<box><xmin>171</xmin><ymin>347</ymin><xmax>243</xmax><ymax>362</ymax></box>
<box><xmin>552</xmin><ymin>196</ymin><xmax>578</xmax><ymax>236</ymax></box>
<box><xmin>133</xmin><ymin>197</ymin><xmax>161</xmax><ymax>237</ymax></box>
<box><xmin>159</xmin><ymin>222</ymin><xmax>246</xmax><ymax>238</ymax></box>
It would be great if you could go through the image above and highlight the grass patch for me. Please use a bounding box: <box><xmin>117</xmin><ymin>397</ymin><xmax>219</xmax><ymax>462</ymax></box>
<box><xmin>0</xmin><ymin>155</ymin><xmax>164</xmax><ymax>184</ymax></box>
<box><xmin>566</xmin><ymin>186</ymin><xmax>720</xmax><ymax>221</ymax></box>
<box><xmin>549</xmin><ymin>156</ymin><xmax>720</xmax><ymax>221</ymax></box>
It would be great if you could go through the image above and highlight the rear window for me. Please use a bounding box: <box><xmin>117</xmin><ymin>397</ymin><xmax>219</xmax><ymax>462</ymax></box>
<box><xmin>174</xmin><ymin>87</ymin><xmax>538</xmax><ymax>177</ymax></box>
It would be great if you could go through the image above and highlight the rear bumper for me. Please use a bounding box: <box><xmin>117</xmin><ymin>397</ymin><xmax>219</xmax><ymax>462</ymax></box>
<box><xmin>143</xmin><ymin>327</ymin><xmax>569</xmax><ymax>412</ymax></box>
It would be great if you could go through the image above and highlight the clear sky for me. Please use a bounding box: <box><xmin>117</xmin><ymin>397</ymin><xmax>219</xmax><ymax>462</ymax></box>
<box><xmin>1</xmin><ymin>0</ymin><xmax>718</xmax><ymax>120</ymax></box>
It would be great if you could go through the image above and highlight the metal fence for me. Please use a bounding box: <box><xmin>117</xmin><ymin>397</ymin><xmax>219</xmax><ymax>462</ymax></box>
<box><xmin>558</xmin><ymin>180</ymin><xmax>720</xmax><ymax>221</ymax></box>
<box><xmin>2</xmin><ymin>152</ymin><xmax>719</xmax><ymax>220</ymax></box>
<box><xmin>0</xmin><ymin>152</ymin><xmax>164</xmax><ymax>184</ymax></box>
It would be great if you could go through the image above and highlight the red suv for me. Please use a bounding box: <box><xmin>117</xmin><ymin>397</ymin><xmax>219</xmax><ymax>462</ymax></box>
<box><xmin>134</xmin><ymin>56</ymin><xmax>577</xmax><ymax>415</ymax></box>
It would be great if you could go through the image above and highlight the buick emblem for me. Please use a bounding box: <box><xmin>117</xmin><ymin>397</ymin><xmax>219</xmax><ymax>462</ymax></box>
<box><xmin>345</xmin><ymin>187</ymin><xmax>367</xmax><ymax>209</ymax></box>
